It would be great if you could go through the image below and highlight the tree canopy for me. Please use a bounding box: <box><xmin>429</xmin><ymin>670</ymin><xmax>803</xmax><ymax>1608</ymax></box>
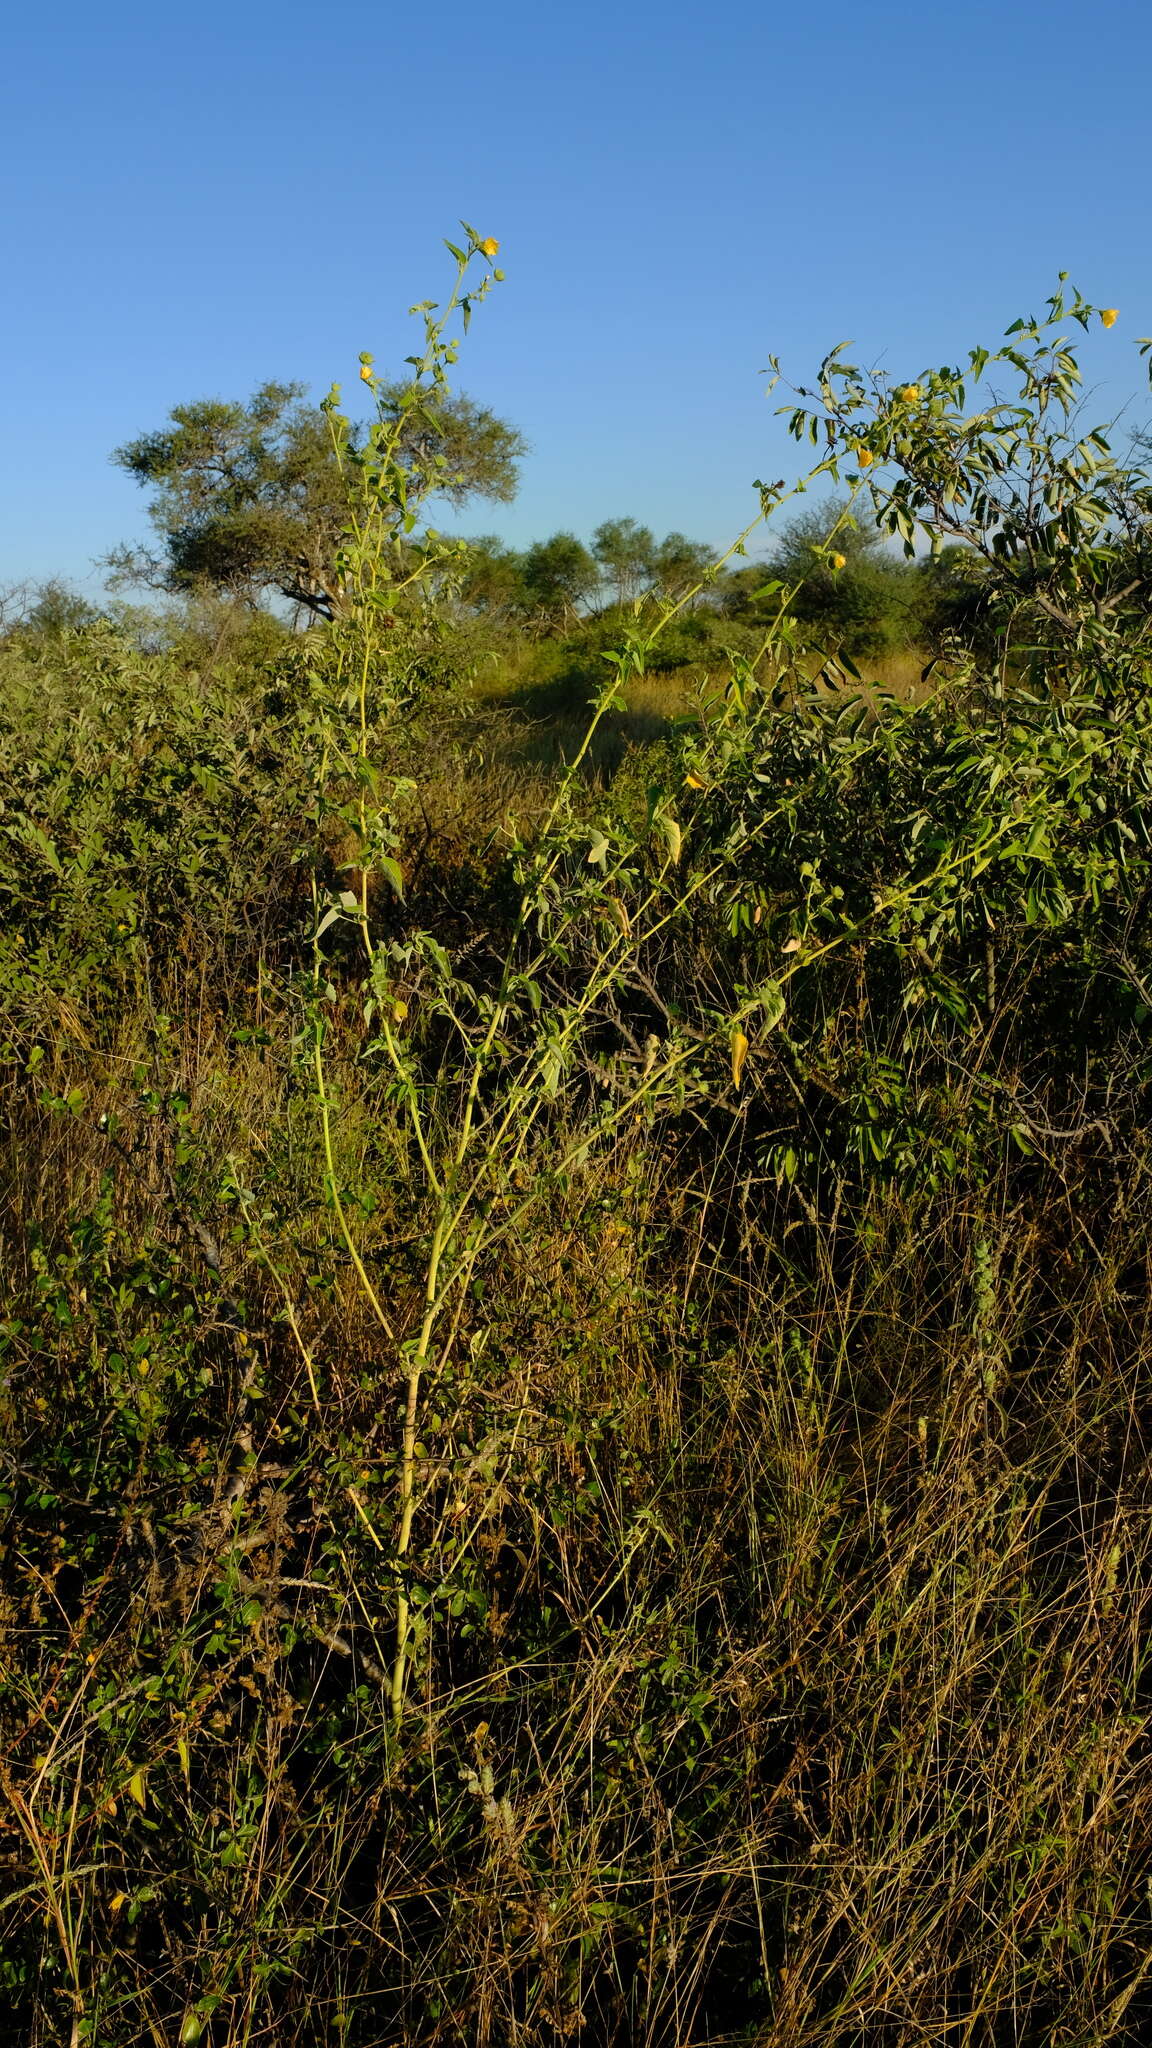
<box><xmin>518</xmin><ymin>533</ymin><xmax>600</xmax><ymax>627</ymax></box>
<box><xmin>109</xmin><ymin>380</ymin><xmax>527</xmax><ymax>619</ymax></box>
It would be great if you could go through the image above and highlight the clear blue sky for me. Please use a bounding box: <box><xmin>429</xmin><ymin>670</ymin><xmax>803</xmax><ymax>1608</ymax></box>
<box><xmin>3</xmin><ymin>0</ymin><xmax>1151</xmax><ymax>594</ymax></box>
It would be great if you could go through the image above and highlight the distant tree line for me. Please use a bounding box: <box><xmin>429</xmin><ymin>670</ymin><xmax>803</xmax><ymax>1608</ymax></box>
<box><xmin>1</xmin><ymin>374</ymin><xmax>1007</xmax><ymax>665</ymax></box>
<box><xmin>452</xmin><ymin>522</ymin><xmax>716</xmax><ymax>630</ymax></box>
<box><xmin>454</xmin><ymin>503</ymin><xmax>991</xmax><ymax>659</ymax></box>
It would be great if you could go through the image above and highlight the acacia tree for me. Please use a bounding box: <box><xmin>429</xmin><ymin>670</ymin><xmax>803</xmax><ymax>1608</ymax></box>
<box><xmin>650</xmin><ymin>530</ymin><xmax>715</xmax><ymax>599</ymax></box>
<box><xmin>453</xmin><ymin>534</ymin><xmax>527</xmax><ymax>619</ymax></box>
<box><xmin>589</xmin><ymin>519</ymin><xmax>714</xmax><ymax>609</ymax></box>
<box><xmin>519</xmin><ymin>531</ymin><xmax>599</xmax><ymax>628</ymax></box>
<box><xmin>769</xmin><ymin>496</ymin><xmax>924</xmax><ymax>655</ymax></box>
<box><xmin>0</xmin><ymin>579</ymin><xmax>104</xmax><ymax>642</ymax></box>
<box><xmin>108</xmin><ymin>379</ymin><xmax>526</xmax><ymax>620</ymax></box>
<box><xmin>591</xmin><ymin>516</ymin><xmax>657</xmax><ymax>604</ymax></box>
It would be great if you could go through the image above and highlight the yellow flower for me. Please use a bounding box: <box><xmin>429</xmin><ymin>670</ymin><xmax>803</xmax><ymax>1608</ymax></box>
<box><xmin>1101</xmin><ymin>307</ymin><xmax>1119</xmax><ymax>328</ymax></box>
<box><xmin>479</xmin><ymin>237</ymin><xmax>500</xmax><ymax>258</ymax></box>
<box><xmin>896</xmin><ymin>383</ymin><xmax>921</xmax><ymax>403</ymax></box>
<box><xmin>730</xmin><ymin>1027</ymin><xmax>749</xmax><ymax>1089</ymax></box>
<box><xmin>855</xmin><ymin>446</ymin><xmax>874</xmax><ymax>467</ymax></box>
<box><xmin>359</xmin><ymin>363</ymin><xmax>375</xmax><ymax>383</ymax></box>
<box><xmin>830</xmin><ymin>552</ymin><xmax>847</xmax><ymax>571</ymax></box>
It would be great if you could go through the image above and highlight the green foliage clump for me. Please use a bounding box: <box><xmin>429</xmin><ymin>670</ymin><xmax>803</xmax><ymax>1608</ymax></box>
<box><xmin>0</xmin><ymin>623</ymin><xmax>319</xmax><ymax>1027</ymax></box>
<box><xmin>724</xmin><ymin>494</ymin><xmax>929</xmax><ymax>656</ymax></box>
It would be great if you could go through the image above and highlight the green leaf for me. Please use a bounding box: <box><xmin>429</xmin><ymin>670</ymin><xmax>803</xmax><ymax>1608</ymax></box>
<box><xmin>661</xmin><ymin>815</ymin><xmax>683</xmax><ymax>866</ymax></box>
<box><xmin>749</xmin><ymin>980</ymin><xmax>786</xmax><ymax>1029</ymax></box>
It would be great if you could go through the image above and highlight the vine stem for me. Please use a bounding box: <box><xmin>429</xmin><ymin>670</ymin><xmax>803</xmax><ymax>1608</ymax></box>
<box><xmin>390</xmin><ymin>1215</ymin><xmax>446</xmax><ymax>1724</ymax></box>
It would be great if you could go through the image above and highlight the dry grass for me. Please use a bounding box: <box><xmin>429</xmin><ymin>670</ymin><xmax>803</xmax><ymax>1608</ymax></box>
<box><xmin>4</xmin><ymin>928</ymin><xmax>1152</xmax><ymax>2045</ymax></box>
<box><xmin>476</xmin><ymin>647</ymin><xmax>948</xmax><ymax>790</ymax></box>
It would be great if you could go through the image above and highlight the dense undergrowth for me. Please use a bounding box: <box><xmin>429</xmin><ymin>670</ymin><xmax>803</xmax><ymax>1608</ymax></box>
<box><xmin>4</xmin><ymin>248</ymin><xmax>1152</xmax><ymax>2046</ymax></box>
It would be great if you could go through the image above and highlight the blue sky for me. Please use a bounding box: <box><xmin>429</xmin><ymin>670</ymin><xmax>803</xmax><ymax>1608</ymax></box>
<box><xmin>3</xmin><ymin>0</ymin><xmax>1151</xmax><ymax>594</ymax></box>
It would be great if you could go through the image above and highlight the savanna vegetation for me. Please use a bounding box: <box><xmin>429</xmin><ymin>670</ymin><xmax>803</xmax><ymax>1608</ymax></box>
<box><xmin>4</xmin><ymin>236</ymin><xmax>1152</xmax><ymax>2046</ymax></box>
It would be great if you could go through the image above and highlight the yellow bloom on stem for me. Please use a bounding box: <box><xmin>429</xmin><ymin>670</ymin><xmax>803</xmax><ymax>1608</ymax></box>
<box><xmin>731</xmin><ymin>1027</ymin><xmax>749</xmax><ymax>1090</ymax></box>
<box><xmin>855</xmin><ymin>446</ymin><xmax>874</xmax><ymax>467</ymax></box>
<box><xmin>479</xmin><ymin>237</ymin><xmax>500</xmax><ymax>258</ymax></box>
<box><xmin>360</xmin><ymin>364</ymin><xmax>375</xmax><ymax>384</ymax></box>
<box><xmin>830</xmin><ymin>552</ymin><xmax>847</xmax><ymax>571</ymax></box>
<box><xmin>1101</xmin><ymin>308</ymin><xmax>1119</xmax><ymax>328</ymax></box>
<box><xmin>896</xmin><ymin>383</ymin><xmax>921</xmax><ymax>403</ymax></box>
